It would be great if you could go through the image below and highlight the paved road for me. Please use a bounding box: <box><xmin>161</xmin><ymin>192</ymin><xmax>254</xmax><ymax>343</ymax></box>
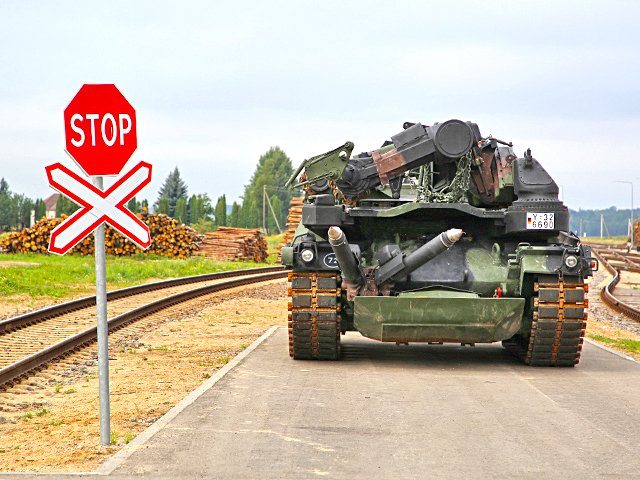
<box><xmin>40</xmin><ymin>328</ymin><xmax>640</xmax><ymax>479</ymax></box>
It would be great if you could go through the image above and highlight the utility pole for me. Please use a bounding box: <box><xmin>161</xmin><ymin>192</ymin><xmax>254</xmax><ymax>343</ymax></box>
<box><xmin>262</xmin><ymin>184</ymin><xmax>267</xmax><ymax>234</ymax></box>
<box><xmin>600</xmin><ymin>214</ymin><xmax>603</xmax><ymax>239</ymax></box>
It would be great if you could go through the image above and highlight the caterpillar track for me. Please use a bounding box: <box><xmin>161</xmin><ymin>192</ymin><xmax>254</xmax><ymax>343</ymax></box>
<box><xmin>504</xmin><ymin>275</ymin><xmax>588</xmax><ymax>366</ymax></box>
<box><xmin>288</xmin><ymin>272</ymin><xmax>341</xmax><ymax>360</ymax></box>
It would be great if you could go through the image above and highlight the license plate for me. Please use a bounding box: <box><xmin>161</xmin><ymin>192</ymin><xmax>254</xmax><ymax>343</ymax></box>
<box><xmin>526</xmin><ymin>212</ymin><xmax>554</xmax><ymax>229</ymax></box>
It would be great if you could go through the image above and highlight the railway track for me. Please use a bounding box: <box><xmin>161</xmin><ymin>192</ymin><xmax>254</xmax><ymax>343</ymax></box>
<box><xmin>592</xmin><ymin>247</ymin><xmax>640</xmax><ymax>321</ymax></box>
<box><xmin>0</xmin><ymin>266</ymin><xmax>287</xmax><ymax>389</ymax></box>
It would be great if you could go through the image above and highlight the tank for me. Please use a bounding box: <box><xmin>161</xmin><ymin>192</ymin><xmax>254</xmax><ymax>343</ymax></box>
<box><xmin>281</xmin><ymin>120</ymin><xmax>597</xmax><ymax>366</ymax></box>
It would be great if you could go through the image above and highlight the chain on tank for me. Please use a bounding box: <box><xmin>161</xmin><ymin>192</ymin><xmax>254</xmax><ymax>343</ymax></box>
<box><xmin>415</xmin><ymin>151</ymin><xmax>474</xmax><ymax>203</ymax></box>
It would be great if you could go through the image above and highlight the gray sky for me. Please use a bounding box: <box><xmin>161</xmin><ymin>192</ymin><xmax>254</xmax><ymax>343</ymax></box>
<box><xmin>1</xmin><ymin>0</ymin><xmax>639</xmax><ymax>210</ymax></box>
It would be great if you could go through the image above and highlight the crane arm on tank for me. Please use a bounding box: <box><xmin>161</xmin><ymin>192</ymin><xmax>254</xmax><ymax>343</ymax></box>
<box><xmin>285</xmin><ymin>141</ymin><xmax>354</xmax><ymax>189</ymax></box>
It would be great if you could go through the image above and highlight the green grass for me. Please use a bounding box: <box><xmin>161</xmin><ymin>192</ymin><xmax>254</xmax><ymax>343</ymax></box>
<box><xmin>589</xmin><ymin>334</ymin><xmax>640</xmax><ymax>355</ymax></box>
<box><xmin>0</xmin><ymin>252</ymin><xmax>271</xmax><ymax>299</ymax></box>
<box><xmin>266</xmin><ymin>233</ymin><xmax>285</xmax><ymax>263</ymax></box>
<box><xmin>582</xmin><ymin>236</ymin><xmax>628</xmax><ymax>245</ymax></box>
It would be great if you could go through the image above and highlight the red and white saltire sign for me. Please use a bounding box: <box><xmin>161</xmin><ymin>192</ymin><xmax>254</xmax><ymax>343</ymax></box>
<box><xmin>46</xmin><ymin>161</ymin><xmax>152</xmax><ymax>255</ymax></box>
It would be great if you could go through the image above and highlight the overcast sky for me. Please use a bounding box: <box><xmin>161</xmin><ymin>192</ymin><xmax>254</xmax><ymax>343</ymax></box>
<box><xmin>1</xmin><ymin>0</ymin><xmax>639</xmax><ymax>210</ymax></box>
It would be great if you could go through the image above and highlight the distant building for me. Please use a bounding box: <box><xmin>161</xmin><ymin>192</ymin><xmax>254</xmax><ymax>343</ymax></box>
<box><xmin>44</xmin><ymin>193</ymin><xmax>59</xmax><ymax>219</ymax></box>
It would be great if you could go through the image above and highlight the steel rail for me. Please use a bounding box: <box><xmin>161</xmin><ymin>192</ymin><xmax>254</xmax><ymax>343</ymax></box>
<box><xmin>0</xmin><ymin>270</ymin><xmax>287</xmax><ymax>388</ymax></box>
<box><xmin>593</xmin><ymin>249</ymin><xmax>640</xmax><ymax>322</ymax></box>
<box><xmin>0</xmin><ymin>266</ymin><xmax>284</xmax><ymax>334</ymax></box>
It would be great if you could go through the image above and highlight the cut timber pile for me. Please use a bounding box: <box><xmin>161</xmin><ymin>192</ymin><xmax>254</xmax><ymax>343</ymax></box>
<box><xmin>277</xmin><ymin>197</ymin><xmax>304</xmax><ymax>261</ymax></box>
<box><xmin>0</xmin><ymin>214</ymin><xmax>200</xmax><ymax>258</ymax></box>
<box><xmin>195</xmin><ymin>227</ymin><xmax>267</xmax><ymax>262</ymax></box>
<box><xmin>635</xmin><ymin>219</ymin><xmax>640</xmax><ymax>246</ymax></box>
<box><xmin>281</xmin><ymin>196</ymin><xmax>303</xmax><ymax>246</ymax></box>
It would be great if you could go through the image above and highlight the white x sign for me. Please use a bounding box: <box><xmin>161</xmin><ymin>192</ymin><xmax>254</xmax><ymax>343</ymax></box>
<box><xmin>45</xmin><ymin>161</ymin><xmax>152</xmax><ymax>255</ymax></box>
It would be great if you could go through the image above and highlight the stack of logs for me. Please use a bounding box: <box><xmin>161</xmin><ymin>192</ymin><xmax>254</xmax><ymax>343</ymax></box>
<box><xmin>634</xmin><ymin>219</ymin><xmax>640</xmax><ymax>247</ymax></box>
<box><xmin>281</xmin><ymin>196</ymin><xmax>303</xmax><ymax>246</ymax></box>
<box><xmin>277</xmin><ymin>197</ymin><xmax>304</xmax><ymax>261</ymax></box>
<box><xmin>0</xmin><ymin>214</ymin><xmax>201</xmax><ymax>258</ymax></box>
<box><xmin>195</xmin><ymin>227</ymin><xmax>268</xmax><ymax>262</ymax></box>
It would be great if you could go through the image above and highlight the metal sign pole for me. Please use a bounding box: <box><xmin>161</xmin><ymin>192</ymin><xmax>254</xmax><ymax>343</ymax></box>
<box><xmin>92</xmin><ymin>175</ymin><xmax>111</xmax><ymax>446</ymax></box>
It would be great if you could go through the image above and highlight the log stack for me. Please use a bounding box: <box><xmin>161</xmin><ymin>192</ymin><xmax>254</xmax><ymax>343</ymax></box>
<box><xmin>0</xmin><ymin>214</ymin><xmax>201</xmax><ymax>258</ymax></box>
<box><xmin>281</xmin><ymin>196</ymin><xmax>303</xmax><ymax>247</ymax></box>
<box><xmin>195</xmin><ymin>227</ymin><xmax>268</xmax><ymax>262</ymax></box>
<box><xmin>277</xmin><ymin>197</ymin><xmax>304</xmax><ymax>261</ymax></box>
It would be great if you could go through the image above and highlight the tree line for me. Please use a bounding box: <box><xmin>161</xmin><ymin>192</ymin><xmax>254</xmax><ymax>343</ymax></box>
<box><xmin>0</xmin><ymin>146</ymin><xmax>295</xmax><ymax>235</ymax></box>
<box><xmin>150</xmin><ymin>146</ymin><xmax>294</xmax><ymax>233</ymax></box>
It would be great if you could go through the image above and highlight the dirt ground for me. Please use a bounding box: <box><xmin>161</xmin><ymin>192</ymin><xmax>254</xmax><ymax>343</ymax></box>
<box><xmin>0</xmin><ymin>279</ymin><xmax>287</xmax><ymax>472</ymax></box>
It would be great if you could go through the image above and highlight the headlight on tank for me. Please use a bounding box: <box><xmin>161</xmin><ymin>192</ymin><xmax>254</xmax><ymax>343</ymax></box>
<box><xmin>564</xmin><ymin>255</ymin><xmax>578</xmax><ymax>269</ymax></box>
<box><xmin>300</xmin><ymin>249</ymin><xmax>315</xmax><ymax>263</ymax></box>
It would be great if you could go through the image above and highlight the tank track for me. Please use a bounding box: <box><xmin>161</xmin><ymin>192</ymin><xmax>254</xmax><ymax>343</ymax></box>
<box><xmin>288</xmin><ymin>271</ymin><xmax>341</xmax><ymax>360</ymax></box>
<box><xmin>504</xmin><ymin>275</ymin><xmax>588</xmax><ymax>366</ymax></box>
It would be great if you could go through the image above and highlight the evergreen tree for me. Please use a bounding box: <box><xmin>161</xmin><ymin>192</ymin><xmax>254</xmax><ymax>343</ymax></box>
<box><xmin>188</xmin><ymin>194</ymin><xmax>200</xmax><ymax>224</ymax></box>
<box><xmin>240</xmin><ymin>147</ymin><xmax>293</xmax><ymax>228</ymax></box>
<box><xmin>127</xmin><ymin>196</ymin><xmax>141</xmax><ymax>213</ymax></box>
<box><xmin>34</xmin><ymin>198</ymin><xmax>46</xmax><ymax>221</ymax></box>
<box><xmin>55</xmin><ymin>195</ymin><xmax>78</xmax><ymax>217</ymax></box>
<box><xmin>240</xmin><ymin>195</ymin><xmax>259</xmax><ymax>228</ymax></box>
<box><xmin>175</xmin><ymin>198</ymin><xmax>188</xmax><ymax>224</ymax></box>
<box><xmin>0</xmin><ymin>179</ymin><xmax>15</xmax><ymax>230</ymax></box>
<box><xmin>15</xmin><ymin>194</ymin><xmax>34</xmax><ymax>229</ymax></box>
<box><xmin>157</xmin><ymin>197</ymin><xmax>170</xmax><ymax>215</ymax></box>
<box><xmin>155</xmin><ymin>167</ymin><xmax>188</xmax><ymax>217</ymax></box>
<box><xmin>229</xmin><ymin>202</ymin><xmax>241</xmax><ymax>227</ymax></box>
<box><xmin>214</xmin><ymin>195</ymin><xmax>227</xmax><ymax>227</ymax></box>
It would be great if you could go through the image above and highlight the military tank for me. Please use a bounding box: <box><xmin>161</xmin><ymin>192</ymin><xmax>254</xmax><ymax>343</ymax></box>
<box><xmin>281</xmin><ymin>119</ymin><xmax>597</xmax><ymax>366</ymax></box>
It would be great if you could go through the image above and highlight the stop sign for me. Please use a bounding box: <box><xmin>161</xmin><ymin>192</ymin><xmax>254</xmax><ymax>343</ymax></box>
<box><xmin>64</xmin><ymin>84</ymin><xmax>137</xmax><ymax>176</ymax></box>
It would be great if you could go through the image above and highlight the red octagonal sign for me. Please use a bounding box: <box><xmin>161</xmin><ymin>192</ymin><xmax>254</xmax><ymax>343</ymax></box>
<box><xmin>64</xmin><ymin>84</ymin><xmax>137</xmax><ymax>176</ymax></box>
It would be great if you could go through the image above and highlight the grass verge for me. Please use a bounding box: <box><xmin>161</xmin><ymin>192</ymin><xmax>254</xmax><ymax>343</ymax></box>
<box><xmin>582</xmin><ymin>236</ymin><xmax>627</xmax><ymax>245</ymax></box>
<box><xmin>588</xmin><ymin>333</ymin><xmax>640</xmax><ymax>356</ymax></box>
<box><xmin>0</xmin><ymin>252</ymin><xmax>271</xmax><ymax>299</ymax></box>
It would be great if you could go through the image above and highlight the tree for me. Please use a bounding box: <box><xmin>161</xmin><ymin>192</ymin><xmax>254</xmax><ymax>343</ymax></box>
<box><xmin>240</xmin><ymin>147</ymin><xmax>293</xmax><ymax>229</ymax></box>
<box><xmin>175</xmin><ymin>198</ymin><xmax>188</xmax><ymax>224</ymax></box>
<box><xmin>188</xmin><ymin>195</ymin><xmax>201</xmax><ymax>224</ymax></box>
<box><xmin>127</xmin><ymin>196</ymin><xmax>141</xmax><ymax>214</ymax></box>
<box><xmin>155</xmin><ymin>167</ymin><xmax>188</xmax><ymax>217</ymax></box>
<box><xmin>55</xmin><ymin>195</ymin><xmax>78</xmax><ymax>217</ymax></box>
<box><xmin>214</xmin><ymin>195</ymin><xmax>227</xmax><ymax>227</ymax></box>
<box><xmin>156</xmin><ymin>197</ymin><xmax>170</xmax><ymax>215</ymax></box>
<box><xmin>34</xmin><ymin>198</ymin><xmax>46</xmax><ymax>221</ymax></box>
<box><xmin>0</xmin><ymin>179</ymin><xmax>38</xmax><ymax>230</ymax></box>
<box><xmin>229</xmin><ymin>202</ymin><xmax>241</xmax><ymax>227</ymax></box>
<box><xmin>0</xmin><ymin>179</ymin><xmax>16</xmax><ymax>231</ymax></box>
<box><xmin>15</xmin><ymin>194</ymin><xmax>34</xmax><ymax>229</ymax></box>
<box><xmin>187</xmin><ymin>194</ymin><xmax>213</xmax><ymax>225</ymax></box>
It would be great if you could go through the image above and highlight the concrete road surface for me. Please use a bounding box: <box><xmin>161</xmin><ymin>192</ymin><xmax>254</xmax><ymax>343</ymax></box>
<box><xmin>42</xmin><ymin>328</ymin><xmax>640</xmax><ymax>479</ymax></box>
